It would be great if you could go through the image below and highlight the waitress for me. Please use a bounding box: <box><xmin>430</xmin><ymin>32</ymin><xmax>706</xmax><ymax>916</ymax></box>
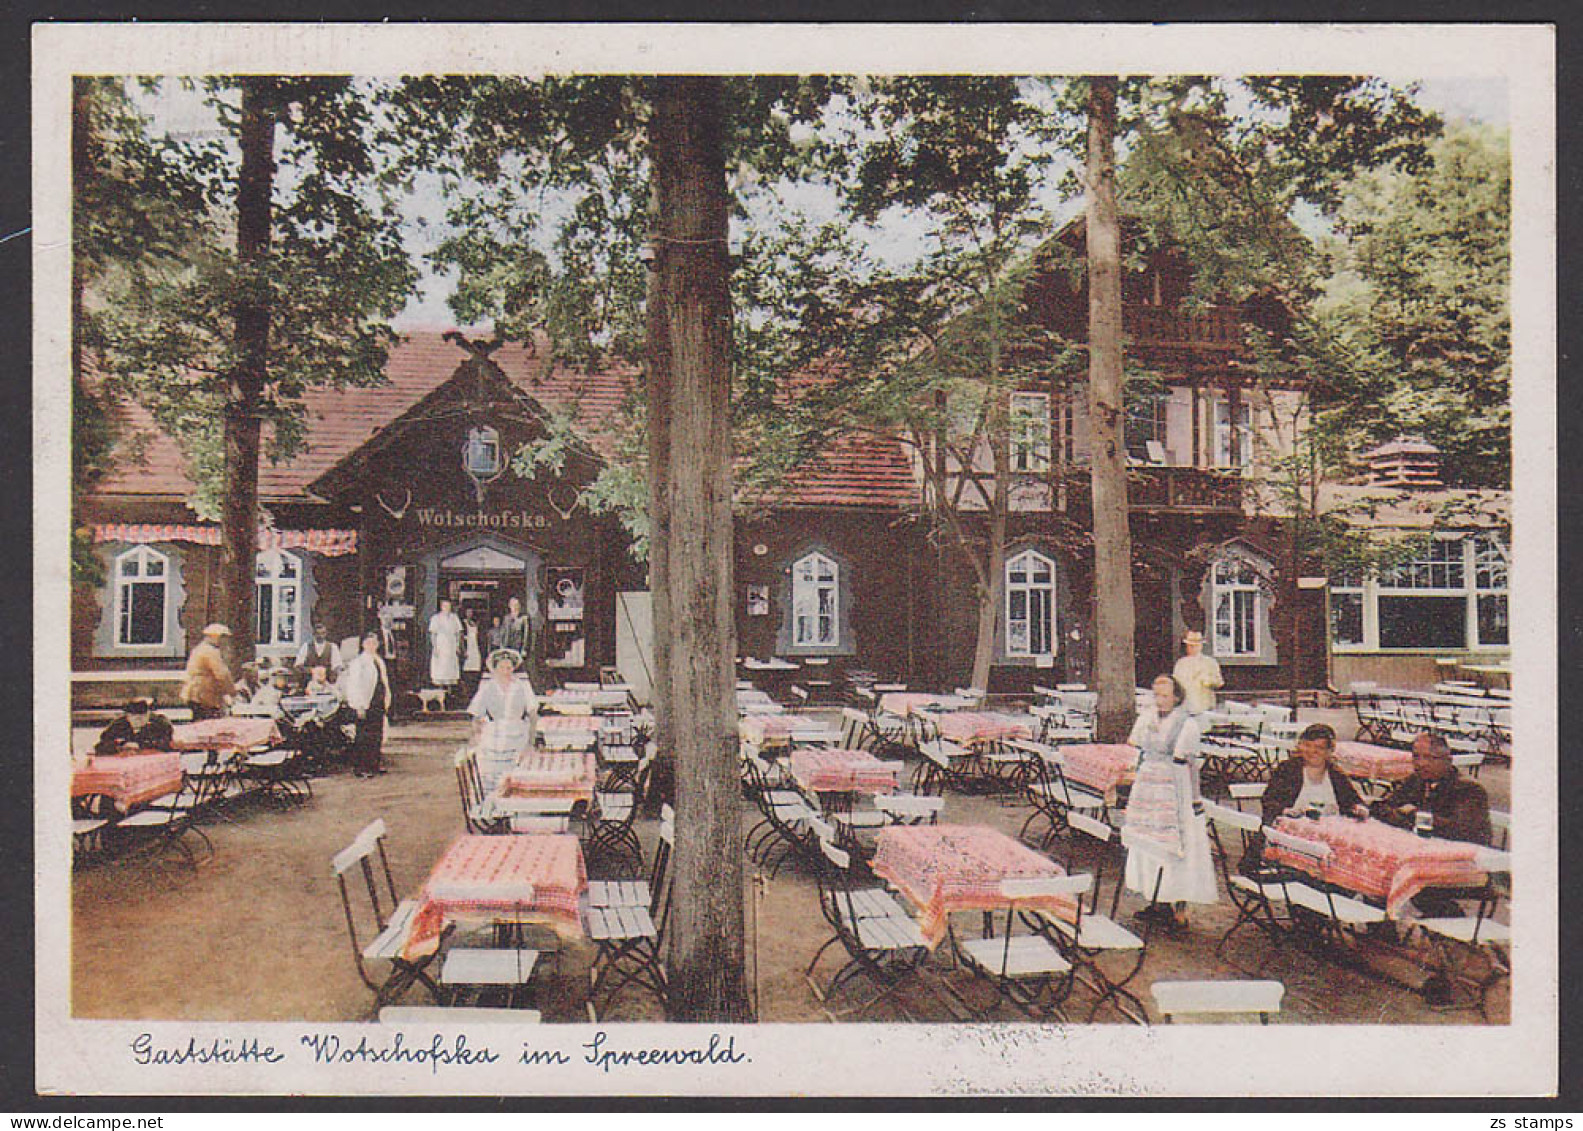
<box><xmin>467</xmin><ymin>648</ymin><xmax>538</xmax><ymax>793</ymax></box>
<box><xmin>1120</xmin><ymin>674</ymin><xmax>1218</xmax><ymax>929</ymax></box>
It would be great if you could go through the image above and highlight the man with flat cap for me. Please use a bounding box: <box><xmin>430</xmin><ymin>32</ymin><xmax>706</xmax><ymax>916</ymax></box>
<box><xmin>182</xmin><ymin>623</ymin><xmax>235</xmax><ymax>721</ymax></box>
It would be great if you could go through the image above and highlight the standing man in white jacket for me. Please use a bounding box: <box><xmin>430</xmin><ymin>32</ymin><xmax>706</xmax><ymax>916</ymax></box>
<box><xmin>343</xmin><ymin>632</ymin><xmax>393</xmax><ymax>777</ymax></box>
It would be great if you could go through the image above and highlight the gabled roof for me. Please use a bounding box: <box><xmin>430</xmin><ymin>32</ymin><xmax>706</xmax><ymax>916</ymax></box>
<box><xmin>89</xmin><ymin>329</ymin><xmax>919</xmax><ymax>511</ymax></box>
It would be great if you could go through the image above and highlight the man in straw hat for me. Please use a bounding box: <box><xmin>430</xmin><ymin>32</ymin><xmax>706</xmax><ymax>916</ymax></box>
<box><xmin>1172</xmin><ymin>628</ymin><xmax>1223</xmax><ymax>717</ymax></box>
<box><xmin>181</xmin><ymin>623</ymin><xmax>235</xmax><ymax>722</ymax></box>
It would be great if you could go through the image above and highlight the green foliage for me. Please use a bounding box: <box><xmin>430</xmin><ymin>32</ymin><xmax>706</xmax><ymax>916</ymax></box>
<box><xmin>84</xmin><ymin>76</ymin><xmax>418</xmax><ymax>518</ymax></box>
<box><xmin>1315</xmin><ymin>123</ymin><xmax>1510</xmax><ymax>487</ymax></box>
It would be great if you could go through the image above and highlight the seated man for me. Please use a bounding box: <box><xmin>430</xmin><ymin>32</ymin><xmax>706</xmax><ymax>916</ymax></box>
<box><xmin>1370</xmin><ymin>729</ymin><xmax>1494</xmax><ymax>996</ymax></box>
<box><xmin>1369</xmin><ymin>731</ymin><xmax>1492</xmax><ymax>847</ymax></box>
<box><xmin>94</xmin><ymin>699</ymin><xmax>174</xmax><ymax>755</ymax></box>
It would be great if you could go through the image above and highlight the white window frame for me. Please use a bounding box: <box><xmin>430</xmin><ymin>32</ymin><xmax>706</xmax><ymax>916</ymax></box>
<box><xmin>1210</xmin><ymin>555</ymin><xmax>1265</xmax><ymax>658</ymax></box>
<box><xmin>1213</xmin><ymin>397</ymin><xmax>1253</xmax><ymax>468</ymax></box>
<box><xmin>1009</xmin><ymin>392</ymin><xmax>1051</xmax><ymax>473</ymax></box>
<box><xmin>1327</xmin><ymin>535</ymin><xmax>1510</xmax><ymax>653</ymax></box>
<box><xmin>1328</xmin><ymin>568</ymin><xmax>1367</xmax><ymax>650</ymax></box>
<box><xmin>113</xmin><ymin>545</ymin><xmax>169</xmax><ymax>649</ymax></box>
<box><xmin>465</xmin><ymin>425</ymin><xmax>503</xmax><ymax>478</ymax></box>
<box><xmin>255</xmin><ymin>549</ymin><xmax>304</xmax><ymax>652</ymax></box>
<box><xmin>791</xmin><ymin>551</ymin><xmax>839</xmax><ymax>648</ymax></box>
<box><xmin>1472</xmin><ymin>535</ymin><xmax>1509</xmax><ymax>649</ymax></box>
<box><xmin>1005</xmin><ymin>549</ymin><xmax>1057</xmax><ymax>659</ymax></box>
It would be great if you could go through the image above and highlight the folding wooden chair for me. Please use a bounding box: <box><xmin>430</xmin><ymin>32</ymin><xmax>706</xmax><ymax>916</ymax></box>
<box><xmin>332</xmin><ymin>819</ymin><xmax>443</xmax><ymax>1012</ymax></box>
<box><xmin>950</xmin><ymin>876</ymin><xmax>1086</xmax><ymax>1021</ymax></box>
<box><xmin>1039</xmin><ymin>810</ymin><xmax>1152</xmax><ymax>1024</ymax></box>
<box><xmin>585</xmin><ymin>749</ymin><xmax>655</xmax><ymax>873</ymax></box>
<box><xmin>1262</xmin><ymin>825</ymin><xmax>1387</xmax><ymax>946</ymax></box>
<box><xmin>585</xmin><ymin>812</ymin><xmax>673</xmax><ymax>1019</ymax></box>
<box><xmin>1203</xmin><ymin>801</ymin><xmax>1297</xmax><ymax>964</ymax></box>
<box><xmin>438</xmin><ymin>899</ymin><xmax>542</xmax><ymax>1009</ymax></box>
<box><xmin>454</xmin><ymin>748</ymin><xmax>502</xmax><ymax>834</ymax></box>
<box><xmin>1414</xmin><ymin>847</ymin><xmax>1512</xmax><ymax>1021</ymax></box>
<box><xmin>588</xmin><ymin>804</ymin><xmax>673</xmax><ymax>909</ymax></box>
<box><xmin>110</xmin><ymin>774</ymin><xmax>214</xmax><ymax>871</ymax></box>
<box><xmin>803</xmin><ymin>827</ymin><xmax>932</xmax><ymax>1022</ymax></box>
<box><xmin>380</xmin><ymin>1006</ymin><xmax>541</xmax><ymax>1024</ymax></box>
<box><xmin>1151</xmin><ymin>979</ymin><xmax>1284</xmax><ymax>1024</ymax></box>
<box><xmin>743</xmin><ymin>752</ymin><xmax>816</xmax><ymax>878</ymax></box>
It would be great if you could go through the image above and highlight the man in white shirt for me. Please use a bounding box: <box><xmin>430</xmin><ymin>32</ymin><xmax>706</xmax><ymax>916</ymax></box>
<box><xmin>1172</xmin><ymin>630</ymin><xmax>1224</xmax><ymax>716</ymax></box>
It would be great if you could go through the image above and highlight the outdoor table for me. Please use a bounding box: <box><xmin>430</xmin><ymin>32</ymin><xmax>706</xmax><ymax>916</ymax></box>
<box><xmin>739</xmin><ymin>715</ymin><xmax>840</xmax><ymax>749</ymax></box>
<box><xmin>1048</xmin><ymin>743</ymin><xmax>1139</xmax><ymax>798</ymax></box>
<box><xmin>787</xmin><ymin>747</ymin><xmax>902</xmax><ymax>795</ymax></box>
<box><xmin>171</xmin><ymin>716</ymin><xmax>279</xmax><ymax>753</ymax></box>
<box><xmin>1262</xmin><ymin>814</ymin><xmax>1487</xmax><ymax>919</ymax></box>
<box><xmin>1331</xmin><ymin>740</ymin><xmax>1415</xmax><ymax>784</ymax></box>
<box><xmin>403</xmin><ymin>833</ymin><xmax>588</xmax><ymax>960</ymax></box>
<box><xmin>871</xmin><ymin>823</ymin><xmax>1076</xmax><ymax>948</ymax></box>
<box><xmin>278</xmin><ymin>694</ymin><xmax>341</xmax><ymax>724</ymax></box>
<box><xmin>877</xmin><ymin>692</ymin><xmax>970</xmax><ymax>717</ymax></box>
<box><xmin>932</xmin><ymin>711</ymin><xmax>1034</xmax><ymax>747</ymax></box>
<box><xmin>742</xmin><ymin>657</ymin><xmax>799</xmax><ymax>671</ymax></box>
<box><xmin>536</xmin><ymin>713</ymin><xmax>601</xmax><ymax>750</ymax></box>
<box><xmin>71</xmin><ymin>751</ymin><xmax>184</xmax><ymax>812</ymax></box>
<box><xmin>542</xmin><ymin>688</ymin><xmax>632</xmax><ymax>716</ymax></box>
<box><xmin>497</xmin><ymin>750</ymin><xmax>597</xmax><ymax>806</ymax></box>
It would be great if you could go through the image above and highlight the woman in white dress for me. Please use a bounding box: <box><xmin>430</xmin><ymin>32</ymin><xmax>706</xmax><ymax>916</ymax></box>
<box><xmin>467</xmin><ymin>648</ymin><xmax>538</xmax><ymax>794</ymax></box>
<box><xmin>1120</xmin><ymin>674</ymin><xmax>1218</xmax><ymax>929</ymax></box>
<box><xmin>428</xmin><ymin>598</ymin><xmax>463</xmax><ymax>692</ymax></box>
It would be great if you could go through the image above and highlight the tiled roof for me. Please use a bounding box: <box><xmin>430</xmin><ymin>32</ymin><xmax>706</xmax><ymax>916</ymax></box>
<box><xmin>90</xmin><ymin>329</ymin><xmax>918</xmax><ymax>510</ymax></box>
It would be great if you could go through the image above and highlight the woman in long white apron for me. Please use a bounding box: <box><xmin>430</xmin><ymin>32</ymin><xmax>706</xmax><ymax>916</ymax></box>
<box><xmin>428</xmin><ymin>599</ymin><xmax>463</xmax><ymax>691</ymax></box>
<box><xmin>467</xmin><ymin>648</ymin><xmax>538</xmax><ymax>794</ymax></box>
<box><xmin>1121</xmin><ymin>674</ymin><xmax>1218</xmax><ymax>928</ymax></box>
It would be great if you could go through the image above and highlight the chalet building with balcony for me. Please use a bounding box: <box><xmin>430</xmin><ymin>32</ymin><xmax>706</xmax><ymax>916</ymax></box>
<box><xmin>71</xmin><ymin>229</ymin><xmax>1507</xmax><ymax>708</ymax></box>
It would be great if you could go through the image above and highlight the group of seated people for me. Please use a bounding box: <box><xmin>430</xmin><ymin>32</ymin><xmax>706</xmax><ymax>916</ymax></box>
<box><xmin>1251</xmin><ymin>723</ymin><xmax>1491</xmax><ymax>849</ymax></box>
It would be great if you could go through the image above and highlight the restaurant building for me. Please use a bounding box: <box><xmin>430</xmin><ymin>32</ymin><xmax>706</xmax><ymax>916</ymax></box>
<box><xmin>71</xmin><ymin>234</ymin><xmax>1508</xmax><ymax>707</ymax></box>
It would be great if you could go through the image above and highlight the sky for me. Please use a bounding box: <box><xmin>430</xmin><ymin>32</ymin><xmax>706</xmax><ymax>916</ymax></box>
<box><xmin>131</xmin><ymin>76</ymin><xmax>1511</xmax><ymax>331</ymax></box>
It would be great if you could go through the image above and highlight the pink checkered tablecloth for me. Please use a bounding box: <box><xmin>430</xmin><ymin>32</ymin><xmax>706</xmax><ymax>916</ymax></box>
<box><xmin>536</xmin><ymin>713</ymin><xmax>600</xmax><ymax>748</ymax></box>
<box><xmin>1264</xmin><ymin>815</ymin><xmax>1486</xmax><ymax>919</ymax></box>
<box><xmin>404</xmin><ymin>834</ymin><xmax>588</xmax><ymax>959</ymax></box>
<box><xmin>788</xmin><ymin>748</ymin><xmax>901</xmax><ymax>794</ymax></box>
<box><xmin>934</xmin><ymin>711</ymin><xmax>1034</xmax><ymax>746</ymax></box>
<box><xmin>171</xmin><ymin>717</ymin><xmax>279</xmax><ymax>752</ymax></box>
<box><xmin>499</xmin><ymin>750</ymin><xmax>597</xmax><ymax>804</ymax></box>
<box><xmin>878</xmin><ymin>693</ymin><xmax>961</xmax><ymax>717</ymax></box>
<box><xmin>1332</xmin><ymin>741</ymin><xmax>1416</xmax><ymax>783</ymax></box>
<box><xmin>1053</xmin><ymin>743</ymin><xmax>1139</xmax><ymax>796</ymax></box>
<box><xmin>871</xmin><ymin>823</ymin><xmax>1076</xmax><ymax>947</ymax></box>
<box><xmin>71</xmin><ymin>752</ymin><xmax>184</xmax><ymax>812</ymax></box>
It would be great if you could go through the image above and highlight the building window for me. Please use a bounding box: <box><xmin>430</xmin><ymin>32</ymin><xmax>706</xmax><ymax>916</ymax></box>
<box><xmin>1328</xmin><ymin>536</ymin><xmax>1509</xmax><ymax>652</ymax></box>
<box><xmin>792</xmin><ymin>551</ymin><xmax>838</xmax><ymax>648</ymax></box>
<box><xmin>465</xmin><ymin>425</ymin><xmax>503</xmax><ymax>477</ymax></box>
<box><xmin>1005</xmin><ymin>549</ymin><xmax>1056</xmax><ymax>658</ymax></box>
<box><xmin>1213</xmin><ymin>398</ymin><xmax>1253</xmax><ymax>468</ymax></box>
<box><xmin>1211</xmin><ymin>556</ymin><xmax>1264</xmax><ymax>658</ymax></box>
<box><xmin>1009</xmin><ymin>392</ymin><xmax>1051</xmax><ymax>473</ymax></box>
<box><xmin>255</xmin><ymin>549</ymin><xmax>302</xmax><ymax>650</ymax></box>
<box><xmin>1328</xmin><ymin>569</ymin><xmax>1366</xmax><ymax>648</ymax></box>
<box><xmin>1377</xmin><ymin>539</ymin><xmax>1468</xmax><ymax>651</ymax></box>
<box><xmin>1125</xmin><ymin>393</ymin><xmax>1169</xmax><ymax>461</ymax></box>
<box><xmin>114</xmin><ymin>545</ymin><xmax>168</xmax><ymax>647</ymax></box>
<box><xmin>1473</xmin><ymin>536</ymin><xmax>1509</xmax><ymax>647</ymax></box>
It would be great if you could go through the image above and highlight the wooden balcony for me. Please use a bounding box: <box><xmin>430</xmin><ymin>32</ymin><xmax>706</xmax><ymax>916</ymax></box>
<box><xmin>1126</xmin><ymin>466</ymin><xmax>1242</xmax><ymax>512</ymax></box>
<box><xmin>1123</xmin><ymin>305</ymin><xmax>1243</xmax><ymax>350</ymax></box>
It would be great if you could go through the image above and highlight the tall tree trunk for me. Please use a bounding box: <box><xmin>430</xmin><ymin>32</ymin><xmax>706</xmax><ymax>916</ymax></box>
<box><xmin>969</xmin><ymin>413</ymin><xmax>1010</xmax><ymax>693</ymax></box>
<box><xmin>1084</xmin><ymin>77</ymin><xmax>1137</xmax><ymax>742</ymax></box>
<box><xmin>650</xmin><ymin>75</ymin><xmax>751</xmax><ymax>1022</ymax></box>
<box><xmin>218</xmin><ymin>79</ymin><xmax>275</xmax><ymax>665</ymax></box>
<box><xmin>645</xmin><ymin>183</ymin><xmax>675</xmax><ymax>812</ymax></box>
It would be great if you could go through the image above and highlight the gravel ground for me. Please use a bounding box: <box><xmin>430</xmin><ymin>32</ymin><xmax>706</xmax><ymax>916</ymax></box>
<box><xmin>68</xmin><ymin>710</ymin><xmax>1509</xmax><ymax>1026</ymax></box>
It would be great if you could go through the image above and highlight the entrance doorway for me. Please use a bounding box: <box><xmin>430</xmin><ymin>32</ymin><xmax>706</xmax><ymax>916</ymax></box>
<box><xmin>443</xmin><ymin>574</ymin><xmax>526</xmax><ymax>644</ymax></box>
